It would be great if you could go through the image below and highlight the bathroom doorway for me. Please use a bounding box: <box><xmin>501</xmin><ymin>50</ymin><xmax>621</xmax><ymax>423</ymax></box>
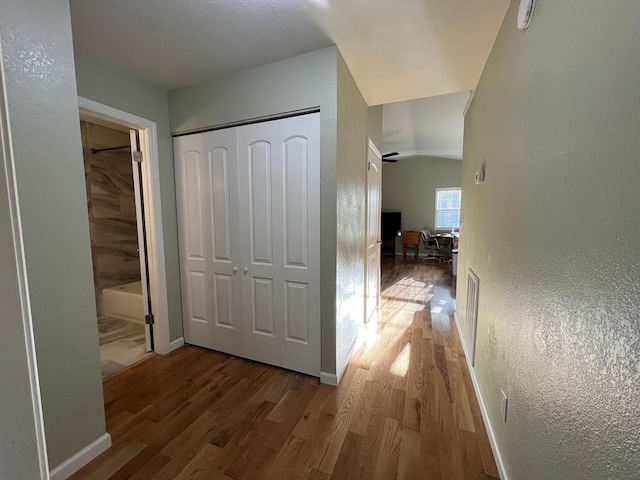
<box><xmin>80</xmin><ymin>115</ymin><xmax>153</xmax><ymax>377</ymax></box>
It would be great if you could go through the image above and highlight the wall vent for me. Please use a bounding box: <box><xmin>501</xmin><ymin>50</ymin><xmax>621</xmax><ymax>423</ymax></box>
<box><xmin>466</xmin><ymin>269</ymin><xmax>480</xmax><ymax>366</ymax></box>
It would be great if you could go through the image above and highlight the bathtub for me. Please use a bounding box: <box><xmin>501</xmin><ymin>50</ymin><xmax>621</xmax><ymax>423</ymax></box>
<box><xmin>103</xmin><ymin>281</ymin><xmax>144</xmax><ymax>324</ymax></box>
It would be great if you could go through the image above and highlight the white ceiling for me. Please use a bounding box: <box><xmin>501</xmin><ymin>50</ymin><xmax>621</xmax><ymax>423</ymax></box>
<box><xmin>382</xmin><ymin>91</ymin><xmax>470</xmax><ymax>160</ymax></box>
<box><xmin>70</xmin><ymin>0</ymin><xmax>509</xmax><ymax>105</ymax></box>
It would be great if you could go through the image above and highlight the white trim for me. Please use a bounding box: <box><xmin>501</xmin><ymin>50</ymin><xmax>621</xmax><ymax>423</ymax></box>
<box><xmin>0</xmin><ymin>39</ymin><xmax>50</xmax><ymax>479</ymax></box>
<box><xmin>49</xmin><ymin>433</ymin><xmax>111</xmax><ymax>480</ymax></box>
<box><xmin>77</xmin><ymin>97</ymin><xmax>172</xmax><ymax>355</ymax></box>
<box><xmin>434</xmin><ymin>187</ymin><xmax>462</xmax><ymax>231</ymax></box>
<box><xmin>464</xmin><ymin>89</ymin><xmax>476</xmax><ymax>117</ymax></box>
<box><xmin>320</xmin><ymin>371</ymin><xmax>338</xmax><ymax>386</ymax></box>
<box><xmin>168</xmin><ymin>336</ymin><xmax>185</xmax><ymax>352</ymax></box>
<box><xmin>454</xmin><ymin>312</ymin><xmax>509</xmax><ymax>480</ymax></box>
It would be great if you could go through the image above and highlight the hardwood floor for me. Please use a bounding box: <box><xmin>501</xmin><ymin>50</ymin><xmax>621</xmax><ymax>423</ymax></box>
<box><xmin>72</xmin><ymin>257</ymin><xmax>498</xmax><ymax>479</ymax></box>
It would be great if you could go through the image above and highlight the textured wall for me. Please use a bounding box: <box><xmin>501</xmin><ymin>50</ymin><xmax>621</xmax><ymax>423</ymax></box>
<box><xmin>81</xmin><ymin>122</ymin><xmax>141</xmax><ymax>316</ymax></box>
<box><xmin>458</xmin><ymin>1</ymin><xmax>640</xmax><ymax>479</ymax></box>
<box><xmin>382</xmin><ymin>155</ymin><xmax>461</xmax><ymax>253</ymax></box>
<box><xmin>168</xmin><ymin>47</ymin><xmax>340</xmax><ymax>373</ymax></box>
<box><xmin>0</xmin><ymin>41</ymin><xmax>46</xmax><ymax>479</ymax></box>
<box><xmin>0</xmin><ymin>0</ymin><xmax>107</xmax><ymax>469</ymax></box>
<box><xmin>335</xmin><ymin>50</ymin><xmax>369</xmax><ymax>371</ymax></box>
<box><xmin>74</xmin><ymin>53</ymin><xmax>184</xmax><ymax>341</ymax></box>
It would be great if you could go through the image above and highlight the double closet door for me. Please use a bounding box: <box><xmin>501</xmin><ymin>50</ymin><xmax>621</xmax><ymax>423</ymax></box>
<box><xmin>174</xmin><ymin>113</ymin><xmax>321</xmax><ymax>376</ymax></box>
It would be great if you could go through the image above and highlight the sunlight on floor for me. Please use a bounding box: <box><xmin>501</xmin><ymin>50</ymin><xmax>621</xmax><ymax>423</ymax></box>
<box><xmin>390</xmin><ymin>342</ymin><xmax>411</xmax><ymax>377</ymax></box>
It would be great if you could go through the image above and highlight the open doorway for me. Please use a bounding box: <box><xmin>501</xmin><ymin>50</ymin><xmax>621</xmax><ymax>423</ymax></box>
<box><xmin>77</xmin><ymin>97</ymin><xmax>172</xmax><ymax>381</ymax></box>
<box><xmin>79</xmin><ymin>115</ymin><xmax>153</xmax><ymax>377</ymax></box>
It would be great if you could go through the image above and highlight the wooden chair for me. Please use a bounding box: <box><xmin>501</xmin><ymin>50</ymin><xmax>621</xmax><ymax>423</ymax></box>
<box><xmin>401</xmin><ymin>231</ymin><xmax>421</xmax><ymax>258</ymax></box>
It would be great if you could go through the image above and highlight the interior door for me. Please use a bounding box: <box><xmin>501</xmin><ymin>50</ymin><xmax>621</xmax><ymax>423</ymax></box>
<box><xmin>130</xmin><ymin>129</ymin><xmax>153</xmax><ymax>352</ymax></box>
<box><xmin>174</xmin><ymin>128</ymin><xmax>243</xmax><ymax>355</ymax></box>
<box><xmin>237</xmin><ymin>113</ymin><xmax>321</xmax><ymax>376</ymax></box>
<box><xmin>365</xmin><ymin>140</ymin><xmax>382</xmax><ymax>324</ymax></box>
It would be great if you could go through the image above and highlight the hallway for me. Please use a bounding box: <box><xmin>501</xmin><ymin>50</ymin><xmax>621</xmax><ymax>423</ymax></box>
<box><xmin>72</xmin><ymin>258</ymin><xmax>498</xmax><ymax>479</ymax></box>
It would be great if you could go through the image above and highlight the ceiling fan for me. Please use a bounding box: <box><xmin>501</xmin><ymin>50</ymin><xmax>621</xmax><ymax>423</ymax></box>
<box><xmin>382</xmin><ymin>152</ymin><xmax>399</xmax><ymax>163</ymax></box>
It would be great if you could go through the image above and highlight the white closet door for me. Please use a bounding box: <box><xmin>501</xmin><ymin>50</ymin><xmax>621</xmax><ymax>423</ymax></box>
<box><xmin>174</xmin><ymin>128</ymin><xmax>243</xmax><ymax>354</ymax></box>
<box><xmin>237</xmin><ymin>113</ymin><xmax>321</xmax><ymax>376</ymax></box>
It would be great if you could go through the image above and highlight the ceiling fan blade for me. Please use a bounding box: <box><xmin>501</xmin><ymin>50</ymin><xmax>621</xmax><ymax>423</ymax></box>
<box><xmin>382</xmin><ymin>151</ymin><xmax>399</xmax><ymax>159</ymax></box>
<box><xmin>382</xmin><ymin>158</ymin><xmax>398</xmax><ymax>163</ymax></box>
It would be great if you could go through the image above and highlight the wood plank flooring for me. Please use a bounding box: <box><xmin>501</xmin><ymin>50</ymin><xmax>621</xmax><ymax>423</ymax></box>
<box><xmin>71</xmin><ymin>257</ymin><xmax>498</xmax><ymax>479</ymax></box>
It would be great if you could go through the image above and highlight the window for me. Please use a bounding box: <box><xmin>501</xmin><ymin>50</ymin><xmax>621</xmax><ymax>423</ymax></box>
<box><xmin>435</xmin><ymin>187</ymin><xmax>461</xmax><ymax>230</ymax></box>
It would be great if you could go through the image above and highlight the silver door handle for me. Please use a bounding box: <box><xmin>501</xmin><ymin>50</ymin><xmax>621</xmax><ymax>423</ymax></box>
<box><xmin>377</xmin><ymin>240</ymin><xmax>382</xmax><ymax>244</ymax></box>
<box><xmin>243</xmin><ymin>267</ymin><xmax>249</xmax><ymax>274</ymax></box>
<box><xmin>233</xmin><ymin>267</ymin><xmax>238</xmax><ymax>273</ymax></box>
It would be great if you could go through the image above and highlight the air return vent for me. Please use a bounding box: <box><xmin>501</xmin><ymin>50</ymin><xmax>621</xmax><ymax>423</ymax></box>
<box><xmin>466</xmin><ymin>269</ymin><xmax>480</xmax><ymax>366</ymax></box>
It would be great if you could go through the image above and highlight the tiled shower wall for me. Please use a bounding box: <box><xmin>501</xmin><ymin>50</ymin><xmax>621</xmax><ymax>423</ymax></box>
<box><xmin>81</xmin><ymin>121</ymin><xmax>141</xmax><ymax>317</ymax></box>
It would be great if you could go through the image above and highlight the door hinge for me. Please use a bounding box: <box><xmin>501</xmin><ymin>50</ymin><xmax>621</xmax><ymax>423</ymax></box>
<box><xmin>145</xmin><ymin>314</ymin><xmax>155</xmax><ymax>325</ymax></box>
<box><xmin>132</xmin><ymin>151</ymin><xmax>143</xmax><ymax>163</ymax></box>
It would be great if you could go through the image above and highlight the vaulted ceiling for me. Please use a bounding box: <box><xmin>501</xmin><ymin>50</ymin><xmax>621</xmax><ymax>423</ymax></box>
<box><xmin>383</xmin><ymin>91</ymin><xmax>471</xmax><ymax>160</ymax></box>
<box><xmin>70</xmin><ymin>0</ymin><xmax>509</xmax><ymax>106</ymax></box>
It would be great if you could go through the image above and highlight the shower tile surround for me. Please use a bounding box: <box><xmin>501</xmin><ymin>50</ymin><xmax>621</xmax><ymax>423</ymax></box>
<box><xmin>81</xmin><ymin>121</ymin><xmax>141</xmax><ymax>317</ymax></box>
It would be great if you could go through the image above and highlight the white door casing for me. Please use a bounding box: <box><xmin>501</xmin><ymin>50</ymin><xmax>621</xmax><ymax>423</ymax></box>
<box><xmin>365</xmin><ymin>139</ymin><xmax>382</xmax><ymax>324</ymax></box>
<box><xmin>174</xmin><ymin>113</ymin><xmax>321</xmax><ymax>376</ymax></box>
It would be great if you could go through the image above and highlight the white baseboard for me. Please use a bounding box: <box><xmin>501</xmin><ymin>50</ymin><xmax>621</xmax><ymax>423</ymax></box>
<box><xmin>49</xmin><ymin>433</ymin><xmax>111</xmax><ymax>480</ymax></box>
<box><xmin>320</xmin><ymin>371</ymin><xmax>338</xmax><ymax>386</ymax></box>
<box><xmin>453</xmin><ymin>312</ymin><xmax>509</xmax><ymax>480</ymax></box>
<box><xmin>167</xmin><ymin>336</ymin><xmax>184</xmax><ymax>352</ymax></box>
<box><xmin>321</xmin><ymin>323</ymin><xmax>366</xmax><ymax>386</ymax></box>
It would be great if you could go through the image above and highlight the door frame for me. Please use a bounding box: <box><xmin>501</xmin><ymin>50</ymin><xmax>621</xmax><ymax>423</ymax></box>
<box><xmin>364</xmin><ymin>138</ymin><xmax>382</xmax><ymax>328</ymax></box>
<box><xmin>78</xmin><ymin>96</ymin><xmax>171</xmax><ymax>354</ymax></box>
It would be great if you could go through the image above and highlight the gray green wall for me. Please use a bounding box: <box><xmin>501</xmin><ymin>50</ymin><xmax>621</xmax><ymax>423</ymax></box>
<box><xmin>458</xmin><ymin>1</ymin><xmax>640</xmax><ymax>479</ymax></box>
<box><xmin>0</xmin><ymin>17</ymin><xmax>46</xmax><ymax>477</ymax></box>
<box><xmin>74</xmin><ymin>53</ymin><xmax>184</xmax><ymax>342</ymax></box>
<box><xmin>169</xmin><ymin>47</ymin><xmax>341</xmax><ymax>374</ymax></box>
<box><xmin>382</xmin><ymin>156</ymin><xmax>461</xmax><ymax>253</ymax></box>
<box><xmin>0</xmin><ymin>0</ymin><xmax>106</xmax><ymax>469</ymax></box>
<box><xmin>335</xmin><ymin>51</ymin><xmax>370</xmax><ymax>371</ymax></box>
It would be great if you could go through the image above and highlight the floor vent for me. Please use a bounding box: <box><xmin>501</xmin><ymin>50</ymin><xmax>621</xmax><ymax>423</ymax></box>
<box><xmin>466</xmin><ymin>269</ymin><xmax>480</xmax><ymax>366</ymax></box>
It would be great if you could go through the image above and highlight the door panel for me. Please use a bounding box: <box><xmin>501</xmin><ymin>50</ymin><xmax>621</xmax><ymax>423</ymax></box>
<box><xmin>183</xmin><ymin>151</ymin><xmax>205</xmax><ymax>260</ymax></box>
<box><xmin>283</xmin><ymin>137</ymin><xmax>308</xmax><ymax>268</ymax></box>
<box><xmin>365</xmin><ymin>140</ymin><xmax>382</xmax><ymax>324</ymax></box>
<box><xmin>189</xmin><ymin>271</ymin><xmax>207</xmax><ymax>322</ymax></box>
<box><xmin>248</xmin><ymin>141</ymin><xmax>273</xmax><ymax>265</ymax></box>
<box><xmin>285</xmin><ymin>281</ymin><xmax>309</xmax><ymax>344</ymax></box>
<box><xmin>238</xmin><ymin>113</ymin><xmax>321</xmax><ymax>376</ymax></box>
<box><xmin>252</xmin><ymin>277</ymin><xmax>275</xmax><ymax>336</ymax></box>
<box><xmin>213</xmin><ymin>273</ymin><xmax>234</xmax><ymax>328</ymax></box>
<box><xmin>210</xmin><ymin>147</ymin><xmax>232</xmax><ymax>262</ymax></box>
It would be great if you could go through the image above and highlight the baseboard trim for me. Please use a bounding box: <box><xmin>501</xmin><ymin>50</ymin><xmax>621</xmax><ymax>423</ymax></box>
<box><xmin>453</xmin><ymin>312</ymin><xmax>509</xmax><ymax>480</ymax></box>
<box><xmin>49</xmin><ymin>433</ymin><xmax>111</xmax><ymax>480</ymax></box>
<box><xmin>320</xmin><ymin>371</ymin><xmax>338</xmax><ymax>386</ymax></box>
<box><xmin>321</xmin><ymin>323</ymin><xmax>365</xmax><ymax>386</ymax></box>
<box><xmin>167</xmin><ymin>336</ymin><xmax>184</xmax><ymax>352</ymax></box>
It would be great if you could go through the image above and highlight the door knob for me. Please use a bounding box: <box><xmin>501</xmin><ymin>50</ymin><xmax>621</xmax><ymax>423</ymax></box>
<box><xmin>233</xmin><ymin>267</ymin><xmax>238</xmax><ymax>273</ymax></box>
<box><xmin>243</xmin><ymin>267</ymin><xmax>249</xmax><ymax>274</ymax></box>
